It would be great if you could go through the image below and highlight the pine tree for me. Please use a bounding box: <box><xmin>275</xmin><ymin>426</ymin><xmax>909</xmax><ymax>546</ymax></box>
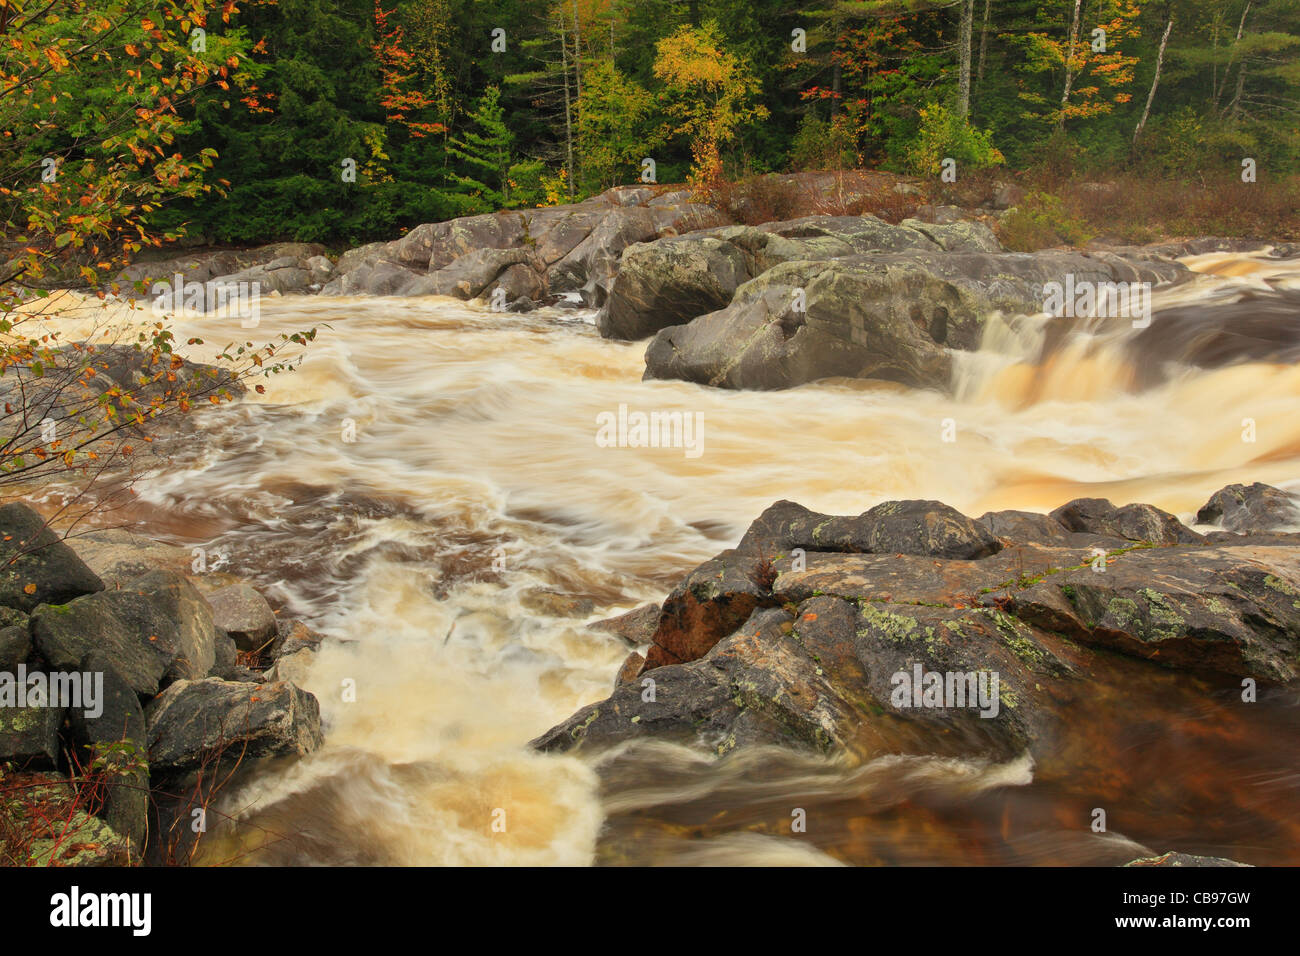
<box><xmin>446</xmin><ymin>86</ymin><xmax>515</xmax><ymax>208</ymax></box>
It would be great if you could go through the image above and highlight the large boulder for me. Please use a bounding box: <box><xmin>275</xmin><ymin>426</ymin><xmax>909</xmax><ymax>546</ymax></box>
<box><xmin>0</xmin><ymin>502</ymin><xmax>104</xmax><ymax>613</ymax></box>
<box><xmin>1196</xmin><ymin>483</ymin><xmax>1300</xmax><ymax>533</ymax></box>
<box><xmin>597</xmin><ymin>236</ymin><xmax>752</xmax><ymax>340</ymax></box>
<box><xmin>643</xmin><ymin>248</ymin><xmax>1187</xmax><ymax>391</ymax></box>
<box><xmin>206</xmin><ymin>582</ymin><xmax>277</xmax><ymax>653</ymax></box>
<box><xmin>536</xmin><ymin>491</ymin><xmax>1295</xmax><ymax>762</ymax></box>
<box><xmin>145</xmin><ymin>677</ymin><xmax>323</xmax><ymax>774</ymax></box>
<box><xmin>31</xmin><ymin>569</ymin><xmax>219</xmax><ymax>696</ymax></box>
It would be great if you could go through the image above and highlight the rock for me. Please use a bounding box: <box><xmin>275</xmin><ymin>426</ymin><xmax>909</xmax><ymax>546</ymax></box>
<box><xmin>335</xmin><ymin>241</ymin><xmax>390</xmax><ymax>276</ymax></box>
<box><xmin>588</xmin><ymin>603</ymin><xmax>661</xmax><ymax>647</ymax></box>
<box><xmin>536</xmin><ymin>488</ymin><xmax>1300</xmax><ymax>762</ymax></box>
<box><xmin>0</xmin><ymin>503</ymin><xmax>104</xmax><ymax>613</ymax></box>
<box><xmin>427</xmin><ymin>246</ymin><xmax>538</xmax><ymax>299</ymax></box>
<box><xmin>977</xmin><ymin>510</ymin><xmax>1073</xmax><ymax>546</ymax></box>
<box><xmin>206</xmin><ymin>583</ymin><xmax>277</xmax><ymax>653</ymax></box>
<box><xmin>598</xmin><ymin>236</ymin><xmax>751</xmax><ymax>340</ymax></box>
<box><xmin>0</xmin><ymin>689</ymin><xmax>63</xmax><ymax>766</ymax></box>
<box><xmin>67</xmin><ymin>529</ymin><xmax>194</xmax><ymax>587</ymax></box>
<box><xmin>271</xmin><ymin>618</ymin><xmax>326</xmax><ymax>659</ymax></box>
<box><xmin>643</xmin><ymin>247</ymin><xmax>1186</xmax><ymax>391</ymax></box>
<box><xmin>209</xmin><ymin>631</ymin><xmax>238</xmax><ymax>679</ymax></box>
<box><xmin>31</xmin><ymin>569</ymin><xmax>219</xmax><ymax>696</ymax></box>
<box><xmin>1008</xmin><ymin>543</ymin><xmax>1300</xmax><ymax>681</ymax></box>
<box><xmin>613</xmin><ymin>651</ymin><xmax>645</xmax><ymax>688</ymax></box>
<box><xmin>644</xmin><ymin>499</ymin><xmax>1000</xmax><ymax>670</ymax></box>
<box><xmin>520</xmin><ymin>589</ymin><xmax>596</xmax><ymax>618</ymax></box>
<box><xmin>263</xmin><ymin>646</ymin><xmax>316</xmax><ymax>686</ymax></box>
<box><xmin>899</xmin><ymin>218</ymin><xmax>1002</xmax><ymax>253</ymax></box>
<box><xmin>1049</xmin><ymin>497</ymin><xmax>1203</xmax><ymax>545</ymax></box>
<box><xmin>28</xmin><ymin>811</ymin><xmax>134</xmax><ymax>867</ymax></box>
<box><xmin>145</xmin><ymin>678</ymin><xmax>323</xmax><ymax>774</ymax></box>
<box><xmin>1123</xmin><ymin>852</ymin><xmax>1252</xmax><ymax>867</ymax></box>
<box><xmin>0</xmin><ymin>625</ymin><xmax>31</xmax><ymax>672</ymax></box>
<box><xmin>67</xmin><ymin>652</ymin><xmax>148</xmax><ymax>849</ymax></box>
<box><xmin>304</xmin><ymin>255</ymin><xmax>334</xmax><ymax>285</ymax></box>
<box><xmin>1197</xmin><ymin>483</ymin><xmax>1300</xmax><ymax>533</ymax></box>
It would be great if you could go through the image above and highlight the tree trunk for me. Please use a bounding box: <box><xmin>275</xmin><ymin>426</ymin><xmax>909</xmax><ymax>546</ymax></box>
<box><xmin>1133</xmin><ymin>13</ymin><xmax>1173</xmax><ymax>145</ymax></box>
<box><xmin>957</xmin><ymin>0</ymin><xmax>974</xmax><ymax>118</ymax></box>
<box><xmin>572</xmin><ymin>0</ymin><xmax>582</xmax><ymax>104</ymax></box>
<box><xmin>976</xmin><ymin>0</ymin><xmax>991</xmax><ymax>86</ymax></box>
<box><xmin>1058</xmin><ymin>0</ymin><xmax>1083</xmax><ymax>130</ymax></box>
<box><xmin>560</xmin><ymin>24</ymin><xmax>575</xmax><ymax>199</ymax></box>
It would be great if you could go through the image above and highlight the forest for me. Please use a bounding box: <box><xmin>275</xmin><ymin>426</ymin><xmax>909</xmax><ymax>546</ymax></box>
<box><xmin>3</xmin><ymin>0</ymin><xmax>1298</xmax><ymax>271</ymax></box>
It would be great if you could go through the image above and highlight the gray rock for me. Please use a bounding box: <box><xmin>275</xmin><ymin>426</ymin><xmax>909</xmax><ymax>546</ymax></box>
<box><xmin>644</xmin><ymin>248</ymin><xmax>1185</xmax><ymax>392</ymax></box>
<box><xmin>598</xmin><ymin>236</ymin><xmax>751</xmax><ymax>340</ymax></box>
<box><xmin>0</xmin><ymin>688</ymin><xmax>63</xmax><ymax>766</ymax></box>
<box><xmin>31</xmin><ymin>569</ymin><xmax>218</xmax><ymax>696</ymax></box>
<box><xmin>1197</xmin><ymin>482</ymin><xmax>1300</xmax><ymax>533</ymax></box>
<box><xmin>206</xmin><ymin>583</ymin><xmax>277</xmax><ymax>653</ymax></box>
<box><xmin>0</xmin><ymin>503</ymin><xmax>104</xmax><ymax>613</ymax></box>
<box><xmin>145</xmin><ymin>677</ymin><xmax>323</xmax><ymax>774</ymax></box>
<box><xmin>0</xmin><ymin>624</ymin><xmax>31</xmax><ymax>672</ymax></box>
<box><xmin>67</xmin><ymin>652</ymin><xmax>148</xmax><ymax>849</ymax></box>
<box><xmin>588</xmin><ymin>603</ymin><xmax>661</xmax><ymax>647</ymax></box>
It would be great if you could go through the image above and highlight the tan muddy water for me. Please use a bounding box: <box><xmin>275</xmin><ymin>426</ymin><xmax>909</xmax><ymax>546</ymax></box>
<box><xmin>24</xmin><ymin>251</ymin><xmax>1300</xmax><ymax>865</ymax></box>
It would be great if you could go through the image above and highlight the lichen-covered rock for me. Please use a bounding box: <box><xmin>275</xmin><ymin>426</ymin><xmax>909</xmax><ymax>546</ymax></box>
<box><xmin>0</xmin><ymin>693</ymin><xmax>63</xmax><ymax>766</ymax></box>
<box><xmin>588</xmin><ymin>603</ymin><xmax>661</xmax><ymax>647</ymax></box>
<box><xmin>537</xmin><ymin>489</ymin><xmax>1300</xmax><ymax>763</ymax></box>
<box><xmin>0</xmin><ymin>502</ymin><xmax>104</xmax><ymax>613</ymax></box>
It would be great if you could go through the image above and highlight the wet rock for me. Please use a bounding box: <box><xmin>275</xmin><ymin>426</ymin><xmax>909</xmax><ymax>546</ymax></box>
<box><xmin>1196</xmin><ymin>482</ymin><xmax>1300</xmax><ymax>533</ymax></box>
<box><xmin>1123</xmin><ymin>852</ymin><xmax>1252</xmax><ymax>867</ymax></box>
<box><xmin>145</xmin><ymin>677</ymin><xmax>323</xmax><ymax>774</ymax></box>
<box><xmin>0</xmin><ymin>502</ymin><xmax>104</xmax><ymax>613</ymax></box>
<box><xmin>643</xmin><ymin>248</ymin><xmax>1185</xmax><ymax>391</ymax></box>
<box><xmin>598</xmin><ymin>237</ymin><xmax>751</xmax><ymax>340</ymax></box>
<box><xmin>613</xmin><ymin>651</ymin><xmax>645</xmax><ymax>688</ymax></box>
<box><xmin>1049</xmin><ymin>497</ymin><xmax>1202</xmax><ymax>545</ymax></box>
<box><xmin>206</xmin><ymin>583</ymin><xmax>277</xmax><ymax>653</ymax></box>
<box><xmin>588</xmin><ymin>603</ymin><xmax>661</xmax><ymax>647</ymax></box>
<box><xmin>1009</xmin><ymin>543</ymin><xmax>1300</xmax><ymax>681</ymax></box>
<box><xmin>538</xmin><ymin>488</ymin><xmax>1300</xmax><ymax>762</ymax></box>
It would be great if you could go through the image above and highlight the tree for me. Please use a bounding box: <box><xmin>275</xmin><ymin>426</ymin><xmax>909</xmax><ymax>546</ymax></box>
<box><xmin>652</xmin><ymin>20</ymin><xmax>768</xmax><ymax>189</ymax></box>
<box><xmin>446</xmin><ymin>85</ymin><xmax>514</xmax><ymax>208</ymax></box>
<box><xmin>577</xmin><ymin>61</ymin><xmax>660</xmax><ymax>188</ymax></box>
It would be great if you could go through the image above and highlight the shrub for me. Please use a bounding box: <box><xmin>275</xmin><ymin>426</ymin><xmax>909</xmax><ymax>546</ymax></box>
<box><xmin>905</xmin><ymin>104</ymin><xmax>1005</xmax><ymax>178</ymax></box>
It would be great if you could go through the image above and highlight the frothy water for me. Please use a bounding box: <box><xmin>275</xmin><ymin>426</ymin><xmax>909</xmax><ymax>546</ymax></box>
<box><xmin>34</xmin><ymin>250</ymin><xmax>1300</xmax><ymax>865</ymax></box>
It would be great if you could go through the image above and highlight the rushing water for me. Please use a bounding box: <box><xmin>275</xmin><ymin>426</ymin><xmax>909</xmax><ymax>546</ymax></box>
<box><xmin>24</xmin><ymin>250</ymin><xmax>1300</xmax><ymax>865</ymax></box>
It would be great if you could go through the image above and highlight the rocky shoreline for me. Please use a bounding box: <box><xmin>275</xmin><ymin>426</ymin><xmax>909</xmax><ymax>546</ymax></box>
<box><xmin>0</xmin><ymin>503</ymin><xmax>325</xmax><ymax>865</ymax></box>
<box><xmin>533</xmin><ymin>481</ymin><xmax>1300</xmax><ymax>867</ymax></box>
